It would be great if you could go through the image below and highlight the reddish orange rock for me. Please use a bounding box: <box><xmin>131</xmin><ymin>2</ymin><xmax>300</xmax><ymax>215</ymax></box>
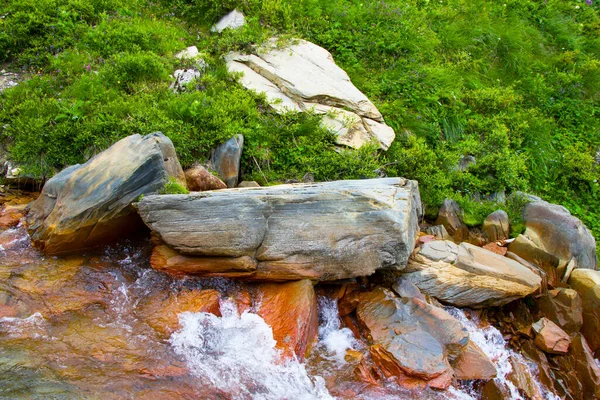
<box><xmin>0</xmin><ymin>204</ymin><xmax>25</xmax><ymax>229</ymax></box>
<box><xmin>533</xmin><ymin>317</ymin><xmax>571</xmax><ymax>354</ymax></box>
<box><xmin>137</xmin><ymin>289</ymin><xmax>221</xmax><ymax>337</ymax></box>
<box><xmin>483</xmin><ymin>242</ymin><xmax>508</xmax><ymax>256</ymax></box>
<box><xmin>256</xmin><ymin>279</ymin><xmax>318</xmax><ymax>361</ymax></box>
<box><xmin>0</xmin><ymin>304</ymin><xmax>17</xmax><ymax>318</ymax></box>
<box><xmin>452</xmin><ymin>340</ymin><xmax>497</xmax><ymax>380</ymax></box>
<box><xmin>184</xmin><ymin>164</ymin><xmax>227</xmax><ymax>192</ymax></box>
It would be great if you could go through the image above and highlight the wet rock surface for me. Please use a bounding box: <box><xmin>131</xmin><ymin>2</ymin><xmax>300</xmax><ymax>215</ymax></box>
<box><xmin>137</xmin><ymin>178</ymin><xmax>422</xmax><ymax>281</ymax></box>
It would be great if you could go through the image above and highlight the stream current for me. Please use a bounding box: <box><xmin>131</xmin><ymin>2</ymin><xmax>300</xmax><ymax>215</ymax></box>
<box><xmin>0</xmin><ymin>222</ymin><xmax>553</xmax><ymax>399</ymax></box>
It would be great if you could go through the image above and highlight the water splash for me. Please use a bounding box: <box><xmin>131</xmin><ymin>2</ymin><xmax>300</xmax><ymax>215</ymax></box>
<box><xmin>169</xmin><ymin>301</ymin><xmax>333</xmax><ymax>400</ymax></box>
<box><xmin>316</xmin><ymin>296</ymin><xmax>361</xmax><ymax>364</ymax></box>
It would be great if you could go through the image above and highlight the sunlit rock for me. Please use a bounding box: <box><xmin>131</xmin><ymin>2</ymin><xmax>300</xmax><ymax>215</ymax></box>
<box><xmin>184</xmin><ymin>164</ymin><xmax>227</xmax><ymax>191</ymax></box>
<box><xmin>533</xmin><ymin>288</ymin><xmax>583</xmax><ymax>335</ymax></box>
<box><xmin>255</xmin><ymin>280</ymin><xmax>318</xmax><ymax>360</ymax></box>
<box><xmin>211</xmin><ymin>9</ymin><xmax>245</xmax><ymax>33</ymax></box>
<box><xmin>27</xmin><ymin>133</ymin><xmax>185</xmax><ymax>255</ymax></box>
<box><xmin>404</xmin><ymin>240</ymin><xmax>541</xmax><ymax>307</ymax></box>
<box><xmin>532</xmin><ymin>317</ymin><xmax>570</xmax><ymax>354</ymax></box>
<box><xmin>138</xmin><ymin>178</ymin><xmax>422</xmax><ymax>281</ymax></box>
<box><xmin>226</xmin><ymin>38</ymin><xmax>395</xmax><ymax>150</ymax></box>
<box><xmin>209</xmin><ymin>134</ymin><xmax>243</xmax><ymax>188</ymax></box>
<box><xmin>434</xmin><ymin>199</ymin><xmax>469</xmax><ymax>242</ymax></box>
<box><xmin>524</xmin><ymin>200</ymin><xmax>597</xmax><ymax>270</ymax></box>
<box><xmin>451</xmin><ymin>340</ymin><xmax>496</xmax><ymax>380</ymax></box>
<box><xmin>482</xmin><ymin>209</ymin><xmax>510</xmax><ymax>242</ymax></box>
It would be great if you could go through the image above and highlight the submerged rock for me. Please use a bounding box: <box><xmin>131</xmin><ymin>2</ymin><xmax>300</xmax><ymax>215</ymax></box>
<box><xmin>255</xmin><ymin>280</ymin><xmax>318</xmax><ymax>360</ymax></box>
<box><xmin>27</xmin><ymin>133</ymin><xmax>185</xmax><ymax>255</ymax></box>
<box><xmin>404</xmin><ymin>240</ymin><xmax>541</xmax><ymax>307</ymax></box>
<box><xmin>209</xmin><ymin>134</ymin><xmax>243</xmax><ymax>188</ymax></box>
<box><xmin>524</xmin><ymin>200</ymin><xmax>597</xmax><ymax>270</ymax></box>
<box><xmin>226</xmin><ymin>38</ymin><xmax>395</xmax><ymax>150</ymax></box>
<box><xmin>137</xmin><ymin>178</ymin><xmax>422</xmax><ymax>281</ymax></box>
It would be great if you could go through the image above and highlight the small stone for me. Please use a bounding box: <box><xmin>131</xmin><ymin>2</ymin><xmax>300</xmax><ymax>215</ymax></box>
<box><xmin>211</xmin><ymin>9</ymin><xmax>245</xmax><ymax>33</ymax></box>
<box><xmin>532</xmin><ymin>317</ymin><xmax>571</xmax><ymax>354</ymax></box>
<box><xmin>238</xmin><ymin>181</ymin><xmax>260</xmax><ymax>188</ymax></box>
<box><xmin>184</xmin><ymin>164</ymin><xmax>227</xmax><ymax>191</ymax></box>
<box><xmin>425</xmin><ymin>225</ymin><xmax>451</xmax><ymax>240</ymax></box>
<box><xmin>482</xmin><ymin>241</ymin><xmax>508</xmax><ymax>256</ymax></box>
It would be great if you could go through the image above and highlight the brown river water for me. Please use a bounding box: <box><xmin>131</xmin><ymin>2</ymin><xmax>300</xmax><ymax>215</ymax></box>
<box><xmin>0</xmin><ymin>198</ymin><xmax>549</xmax><ymax>400</ymax></box>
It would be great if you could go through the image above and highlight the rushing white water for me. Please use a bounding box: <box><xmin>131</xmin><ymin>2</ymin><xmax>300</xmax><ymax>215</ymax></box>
<box><xmin>316</xmin><ymin>296</ymin><xmax>361</xmax><ymax>365</ymax></box>
<box><xmin>170</xmin><ymin>301</ymin><xmax>333</xmax><ymax>400</ymax></box>
<box><xmin>447</xmin><ymin>307</ymin><xmax>558</xmax><ymax>400</ymax></box>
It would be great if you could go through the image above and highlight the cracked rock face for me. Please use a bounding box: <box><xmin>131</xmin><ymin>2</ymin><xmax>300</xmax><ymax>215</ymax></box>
<box><xmin>226</xmin><ymin>39</ymin><xmax>395</xmax><ymax>150</ymax></box>
<box><xmin>27</xmin><ymin>132</ymin><xmax>185</xmax><ymax>255</ymax></box>
<box><xmin>136</xmin><ymin>178</ymin><xmax>422</xmax><ymax>281</ymax></box>
<box><xmin>404</xmin><ymin>240</ymin><xmax>542</xmax><ymax>307</ymax></box>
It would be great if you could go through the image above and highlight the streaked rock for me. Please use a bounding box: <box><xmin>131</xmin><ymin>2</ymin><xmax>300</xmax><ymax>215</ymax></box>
<box><xmin>184</xmin><ymin>164</ymin><xmax>226</xmax><ymax>191</ymax></box>
<box><xmin>404</xmin><ymin>241</ymin><xmax>541</xmax><ymax>307</ymax></box>
<box><xmin>137</xmin><ymin>178</ymin><xmax>422</xmax><ymax>281</ymax></box>
<box><xmin>434</xmin><ymin>199</ymin><xmax>468</xmax><ymax>242</ymax></box>
<box><xmin>209</xmin><ymin>134</ymin><xmax>243</xmax><ymax>188</ymax></box>
<box><xmin>226</xmin><ymin>38</ymin><xmax>395</xmax><ymax>150</ymax></box>
<box><xmin>482</xmin><ymin>210</ymin><xmax>510</xmax><ymax>242</ymax></box>
<box><xmin>27</xmin><ymin>133</ymin><xmax>185</xmax><ymax>255</ymax></box>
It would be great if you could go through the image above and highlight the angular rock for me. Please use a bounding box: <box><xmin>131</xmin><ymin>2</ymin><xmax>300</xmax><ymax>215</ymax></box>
<box><xmin>507</xmin><ymin>355</ymin><xmax>544</xmax><ymax>400</ymax></box>
<box><xmin>27</xmin><ymin>133</ymin><xmax>185</xmax><ymax>255</ymax></box>
<box><xmin>137</xmin><ymin>289</ymin><xmax>221</xmax><ymax>337</ymax></box>
<box><xmin>137</xmin><ymin>178</ymin><xmax>422</xmax><ymax>281</ymax></box>
<box><xmin>171</xmin><ymin>69</ymin><xmax>202</xmax><ymax>92</ymax></box>
<box><xmin>581</xmin><ymin>285</ymin><xmax>600</xmax><ymax>354</ymax></box>
<box><xmin>568</xmin><ymin>269</ymin><xmax>600</xmax><ymax>296</ymax></box>
<box><xmin>434</xmin><ymin>199</ymin><xmax>469</xmax><ymax>242</ymax></box>
<box><xmin>482</xmin><ymin>210</ymin><xmax>510</xmax><ymax>242</ymax></box>
<box><xmin>532</xmin><ymin>317</ymin><xmax>570</xmax><ymax>354</ymax></box>
<box><xmin>356</xmin><ymin>287</ymin><xmax>468</xmax><ymax>389</ymax></box>
<box><xmin>482</xmin><ymin>241</ymin><xmax>508</xmax><ymax>256</ymax></box>
<box><xmin>255</xmin><ymin>280</ymin><xmax>318</xmax><ymax>360</ymax></box>
<box><xmin>570</xmin><ymin>334</ymin><xmax>600</xmax><ymax>399</ymax></box>
<box><xmin>524</xmin><ymin>200</ymin><xmax>597</xmax><ymax>270</ymax></box>
<box><xmin>184</xmin><ymin>164</ymin><xmax>227</xmax><ymax>191</ymax></box>
<box><xmin>404</xmin><ymin>241</ymin><xmax>541</xmax><ymax>307</ymax></box>
<box><xmin>175</xmin><ymin>46</ymin><xmax>199</xmax><ymax>60</ymax></box>
<box><xmin>507</xmin><ymin>234</ymin><xmax>561</xmax><ymax>287</ymax></box>
<box><xmin>520</xmin><ymin>340</ymin><xmax>556</xmax><ymax>394</ymax></box>
<box><xmin>392</xmin><ymin>277</ymin><xmax>426</xmax><ymax>302</ymax></box>
<box><xmin>425</xmin><ymin>225</ymin><xmax>451</xmax><ymax>240</ymax></box>
<box><xmin>209</xmin><ymin>134</ymin><xmax>243</xmax><ymax>188</ymax></box>
<box><xmin>451</xmin><ymin>340</ymin><xmax>496</xmax><ymax>380</ymax></box>
<box><xmin>211</xmin><ymin>9</ymin><xmax>245</xmax><ymax>33</ymax></box>
<box><xmin>534</xmin><ymin>288</ymin><xmax>583</xmax><ymax>335</ymax></box>
<box><xmin>226</xmin><ymin>39</ymin><xmax>395</xmax><ymax>150</ymax></box>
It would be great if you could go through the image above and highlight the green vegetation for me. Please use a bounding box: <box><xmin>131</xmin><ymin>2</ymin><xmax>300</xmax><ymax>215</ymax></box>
<box><xmin>160</xmin><ymin>177</ymin><xmax>189</xmax><ymax>195</ymax></box>
<box><xmin>1</xmin><ymin>0</ymin><xmax>599</xmax><ymax>244</ymax></box>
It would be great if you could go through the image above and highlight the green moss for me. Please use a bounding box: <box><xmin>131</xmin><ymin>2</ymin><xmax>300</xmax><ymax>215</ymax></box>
<box><xmin>159</xmin><ymin>178</ymin><xmax>189</xmax><ymax>195</ymax></box>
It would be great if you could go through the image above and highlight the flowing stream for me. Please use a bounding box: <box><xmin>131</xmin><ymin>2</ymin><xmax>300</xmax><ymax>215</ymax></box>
<box><xmin>0</xmin><ymin>222</ymin><xmax>556</xmax><ymax>399</ymax></box>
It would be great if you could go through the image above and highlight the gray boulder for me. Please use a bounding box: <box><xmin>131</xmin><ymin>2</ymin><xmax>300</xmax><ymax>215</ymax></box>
<box><xmin>211</xmin><ymin>9</ymin><xmax>245</xmax><ymax>33</ymax></box>
<box><xmin>27</xmin><ymin>132</ymin><xmax>185</xmax><ymax>255</ymax></box>
<box><xmin>524</xmin><ymin>200</ymin><xmax>597</xmax><ymax>270</ymax></box>
<box><xmin>137</xmin><ymin>178</ymin><xmax>422</xmax><ymax>281</ymax></box>
<box><xmin>209</xmin><ymin>134</ymin><xmax>243</xmax><ymax>188</ymax></box>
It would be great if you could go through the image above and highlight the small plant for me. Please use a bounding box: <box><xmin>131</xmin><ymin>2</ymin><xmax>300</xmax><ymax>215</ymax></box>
<box><xmin>160</xmin><ymin>178</ymin><xmax>189</xmax><ymax>195</ymax></box>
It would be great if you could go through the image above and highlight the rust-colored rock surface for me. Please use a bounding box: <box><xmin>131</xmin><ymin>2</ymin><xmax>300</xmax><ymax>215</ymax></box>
<box><xmin>255</xmin><ymin>280</ymin><xmax>318</xmax><ymax>360</ymax></box>
<box><xmin>136</xmin><ymin>289</ymin><xmax>221</xmax><ymax>337</ymax></box>
<box><xmin>534</xmin><ymin>288</ymin><xmax>583</xmax><ymax>335</ymax></box>
<box><xmin>532</xmin><ymin>317</ymin><xmax>570</xmax><ymax>354</ymax></box>
<box><xmin>451</xmin><ymin>340</ymin><xmax>496</xmax><ymax>380</ymax></box>
<box><xmin>184</xmin><ymin>164</ymin><xmax>227</xmax><ymax>192</ymax></box>
<box><xmin>0</xmin><ymin>204</ymin><xmax>26</xmax><ymax>229</ymax></box>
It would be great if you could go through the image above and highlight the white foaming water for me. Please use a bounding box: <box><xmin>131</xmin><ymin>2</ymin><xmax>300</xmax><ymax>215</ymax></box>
<box><xmin>316</xmin><ymin>296</ymin><xmax>361</xmax><ymax>364</ymax></box>
<box><xmin>0</xmin><ymin>312</ymin><xmax>49</xmax><ymax>340</ymax></box>
<box><xmin>170</xmin><ymin>301</ymin><xmax>333</xmax><ymax>400</ymax></box>
<box><xmin>447</xmin><ymin>307</ymin><xmax>557</xmax><ymax>400</ymax></box>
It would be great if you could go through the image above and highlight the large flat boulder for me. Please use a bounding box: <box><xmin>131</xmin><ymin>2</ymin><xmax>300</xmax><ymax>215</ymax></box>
<box><xmin>226</xmin><ymin>38</ymin><xmax>395</xmax><ymax>150</ymax></box>
<box><xmin>404</xmin><ymin>241</ymin><xmax>542</xmax><ymax>307</ymax></box>
<box><xmin>27</xmin><ymin>133</ymin><xmax>185</xmax><ymax>255</ymax></box>
<box><xmin>137</xmin><ymin>178</ymin><xmax>422</xmax><ymax>281</ymax></box>
<box><xmin>524</xmin><ymin>200</ymin><xmax>597</xmax><ymax>270</ymax></box>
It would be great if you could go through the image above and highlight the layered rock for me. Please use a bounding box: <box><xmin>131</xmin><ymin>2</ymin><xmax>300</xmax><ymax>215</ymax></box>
<box><xmin>356</xmin><ymin>287</ymin><xmax>468</xmax><ymax>389</ymax></box>
<box><xmin>226</xmin><ymin>39</ymin><xmax>395</xmax><ymax>150</ymax></box>
<box><xmin>524</xmin><ymin>200</ymin><xmax>597</xmax><ymax>270</ymax></box>
<box><xmin>27</xmin><ymin>133</ymin><xmax>185</xmax><ymax>255</ymax></box>
<box><xmin>137</xmin><ymin>178</ymin><xmax>422</xmax><ymax>281</ymax></box>
<box><xmin>255</xmin><ymin>279</ymin><xmax>318</xmax><ymax>360</ymax></box>
<box><xmin>532</xmin><ymin>317</ymin><xmax>570</xmax><ymax>354</ymax></box>
<box><xmin>404</xmin><ymin>240</ymin><xmax>541</xmax><ymax>307</ymax></box>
